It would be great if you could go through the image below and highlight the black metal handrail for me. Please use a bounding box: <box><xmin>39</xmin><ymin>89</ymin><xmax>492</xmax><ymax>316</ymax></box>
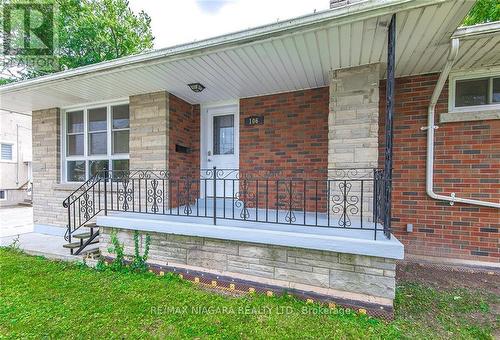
<box><xmin>63</xmin><ymin>167</ymin><xmax>391</xmax><ymax>242</ymax></box>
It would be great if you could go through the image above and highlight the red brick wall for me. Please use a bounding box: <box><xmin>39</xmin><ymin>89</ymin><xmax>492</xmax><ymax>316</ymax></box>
<box><xmin>379</xmin><ymin>73</ymin><xmax>499</xmax><ymax>263</ymax></box>
<box><xmin>168</xmin><ymin>94</ymin><xmax>200</xmax><ymax>207</ymax></box>
<box><xmin>239</xmin><ymin>87</ymin><xmax>329</xmax><ymax>212</ymax></box>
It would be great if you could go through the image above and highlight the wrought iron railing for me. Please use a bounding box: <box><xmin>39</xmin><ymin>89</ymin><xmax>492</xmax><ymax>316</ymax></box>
<box><xmin>63</xmin><ymin>168</ymin><xmax>391</xmax><ymax>243</ymax></box>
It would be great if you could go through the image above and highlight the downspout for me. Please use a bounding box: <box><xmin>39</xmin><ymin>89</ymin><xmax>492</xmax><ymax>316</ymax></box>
<box><xmin>425</xmin><ymin>38</ymin><xmax>500</xmax><ymax>209</ymax></box>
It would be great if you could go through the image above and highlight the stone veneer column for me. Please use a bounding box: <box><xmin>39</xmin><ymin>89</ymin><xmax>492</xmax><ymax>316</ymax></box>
<box><xmin>328</xmin><ymin>63</ymin><xmax>380</xmax><ymax>168</ymax></box>
<box><xmin>129</xmin><ymin>91</ymin><xmax>169</xmax><ymax>170</ymax></box>
<box><xmin>32</xmin><ymin>107</ymin><xmax>67</xmax><ymax>228</ymax></box>
<box><xmin>328</xmin><ymin>64</ymin><xmax>380</xmax><ymax>223</ymax></box>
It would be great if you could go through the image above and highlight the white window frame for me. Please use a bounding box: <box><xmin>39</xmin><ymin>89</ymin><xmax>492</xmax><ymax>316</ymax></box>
<box><xmin>0</xmin><ymin>142</ymin><xmax>14</xmax><ymax>162</ymax></box>
<box><xmin>61</xmin><ymin>99</ymin><xmax>130</xmax><ymax>183</ymax></box>
<box><xmin>449</xmin><ymin>68</ymin><xmax>500</xmax><ymax>113</ymax></box>
<box><xmin>0</xmin><ymin>190</ymin><xmax>6</xmax><ymax>200</ymax></box>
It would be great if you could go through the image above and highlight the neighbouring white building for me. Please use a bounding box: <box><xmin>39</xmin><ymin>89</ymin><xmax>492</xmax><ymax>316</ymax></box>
<box><xmin>0</xmin><ymin>110</ymin><xmax>32</xmax><ymax>207</ymax></box>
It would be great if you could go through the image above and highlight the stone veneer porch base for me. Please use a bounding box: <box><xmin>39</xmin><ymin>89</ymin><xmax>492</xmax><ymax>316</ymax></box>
<box><xmin>99</xmin><ymin>226</ymin><xmax>398</xmax><ymax>309</ymax></box>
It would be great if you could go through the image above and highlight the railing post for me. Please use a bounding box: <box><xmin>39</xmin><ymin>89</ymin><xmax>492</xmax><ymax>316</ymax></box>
<box><xmin>213</xmin><ymin>166</ymin><xmax>217</xmax><ymax>225</ymax></box>
<box><xmin>67</xmin><ymin>200</ymin><xmax>71</xmax><ymax>244</ymax></box>
<box><xmin>104</xmin><ymin>171</ymin><xmax>108</xmax><ymax>216</ymax></box>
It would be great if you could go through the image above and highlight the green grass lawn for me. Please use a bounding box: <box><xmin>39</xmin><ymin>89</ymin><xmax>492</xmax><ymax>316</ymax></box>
<box><xmin>0</xmin><ymin>248</ymin><xmax>497</xmax><ymax>339</ymax></box>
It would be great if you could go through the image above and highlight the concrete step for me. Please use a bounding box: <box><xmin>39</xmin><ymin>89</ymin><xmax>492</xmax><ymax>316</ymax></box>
<box><xmin>63</xmin><ymin>240</ymin><xmax>98</xmax><ymax>249</ymax></box>
<box><xmin>73</xmin><ymin>232</ymin><xmax>93</xmax><ymax>239</ymax></box>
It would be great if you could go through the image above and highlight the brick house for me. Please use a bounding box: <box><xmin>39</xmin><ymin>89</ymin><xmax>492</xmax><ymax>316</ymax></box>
<box><xmin>0</xmin><ymin>0</ymin><xmax>498</xmax><ymax>313</ymax></box>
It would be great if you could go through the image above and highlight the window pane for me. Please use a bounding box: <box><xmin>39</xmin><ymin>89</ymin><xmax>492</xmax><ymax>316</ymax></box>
<box><xmin>455</xmin><ymin>78</ymin><xmax>488</xmax><ymax>107</ymax></box>
<box><xmin>88</xmin><ymin>107</ymin><xmax>107</xmax><ymax>131</ymax></box>
<box><xmin>90</xmin><ymin>160</ymin><xmax>109</xmax><ymax>178</ymax></box>
<box><xmin>213</xmin><ymin>114</ymin><xmax>234</xmax><ymax>155</ymax></box>
<box><xmin>113</xmin><ymin>130</ymin><xmax>129</xmax><ymax>154</ymax></box>
<box><xmin>0</xmin><ymin>190</ymin><xmax>5</xmax><ymax>199</ymax></box>
<box><xmin>67</xmin><ymin>134</ymin><xmax>84</xmax><ymax>156</ymax></box>
<box><xmin>112</xmin><ymin>105</ymin><xmax>130</xmax><ymax>129</ymax></box>
<box><xmin>67</xmin><ymin>160</ymin><xmax>86</xmax><ymax>182</ymax></box>
<box><xmin>89</xmin><ymin>132</ymin><xmax>107</xmax><ymax>155</ymax></box>
<box><xmin>493</xmin><ymin>78</ymin><xmax>500</xmax><ymax>103</ymax></box>
<box><xmin>67</xmin><ymin>110</ymin><xmax>83</xmax><ymax>133</ymax></box>
<box><xmin>1</xmin><ymin>143</ymin><xmax>13</xmax><ymax>160</ymax></box>
<box><xmin>112</xmin><ymin>159</ymin><xmax>129</xmax><ymax>179</ymax></box>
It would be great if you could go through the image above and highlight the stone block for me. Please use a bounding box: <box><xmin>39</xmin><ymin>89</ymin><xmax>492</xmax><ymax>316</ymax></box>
<box><xmin>275</xmin><ymin>267</ymin><xmax>330</xmax><ymax>288</ymax></box>
<box><xmin>329</xmin><ymin>269</ymin><xmax>395</xmax><ymax>298</ymax></box>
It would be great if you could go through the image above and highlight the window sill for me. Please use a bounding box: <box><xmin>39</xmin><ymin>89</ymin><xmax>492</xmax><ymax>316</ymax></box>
<box><xmin>440</xmin><ymin>110</ymin><xmax>500</xmax><ymax>124</ymax></box>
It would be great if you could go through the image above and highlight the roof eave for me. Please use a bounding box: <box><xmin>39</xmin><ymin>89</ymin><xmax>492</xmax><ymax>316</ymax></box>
<box><xmin>0</xmin><ymin>0</ymin><xmax>444</xmax><ymax>95</ymax></box>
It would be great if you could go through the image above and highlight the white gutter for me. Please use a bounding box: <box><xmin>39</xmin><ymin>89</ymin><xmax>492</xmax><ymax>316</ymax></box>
<box><xmin>0</xmin><ymin>0</ymin><xmax>444</xmax><ymax>95</ymax></box>
<box><xmin>453</xmin><ymin>21</ymin><xmax>500</xmax><ymax>40</ymax></box>
<box><xmin>425</xmin><ymin>38</ymin><xmax>500</xmax><ymax>209</ymax></box>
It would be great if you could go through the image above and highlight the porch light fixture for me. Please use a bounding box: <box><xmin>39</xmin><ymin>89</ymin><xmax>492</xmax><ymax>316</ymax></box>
<box><xmin>188</xmin><ymin>83</ymin><xmax>205</xmax><ymax>92</ymax></box>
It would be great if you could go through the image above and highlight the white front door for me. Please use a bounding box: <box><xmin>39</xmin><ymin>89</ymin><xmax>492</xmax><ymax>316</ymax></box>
<box><xmin>202</xmin><ymin>104</ymin><xmax>239</xmax><ymax>197</ymax></box>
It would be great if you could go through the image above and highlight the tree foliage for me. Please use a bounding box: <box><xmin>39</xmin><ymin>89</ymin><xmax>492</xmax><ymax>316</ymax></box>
<box><xmin>0</xmin><ymin>0</ymin><xmax>154</xmax><ymax>83</ymax></box>
<box><xmin>463</xmin><ymin>0</ymin><xmax>500</xmax><ymax>26</ymax></box>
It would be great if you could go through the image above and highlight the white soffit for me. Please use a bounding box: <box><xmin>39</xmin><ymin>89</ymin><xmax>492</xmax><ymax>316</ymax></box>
<box><xmin>0</xmin><ymin>0</ymin><xmax>477</xmax><ymax>114</ymax></box>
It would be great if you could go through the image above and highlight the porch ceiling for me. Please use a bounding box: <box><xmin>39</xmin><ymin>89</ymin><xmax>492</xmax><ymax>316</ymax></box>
<box><xmin>0</xmin><ymin>0</ymin><xmax>483</xmax><ymax>114</ymax></box>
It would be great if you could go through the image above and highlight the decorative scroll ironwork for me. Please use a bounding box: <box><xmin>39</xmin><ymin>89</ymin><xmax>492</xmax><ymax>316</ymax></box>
<box><xmin>234</xmin><ymin>179</ymin><xmax>256</xmax><ymax>220</ymax></box>
<box><xmin>79</xmin><ymin>192</ymin><xmax>94</xmax><ymax>221</ymax></box>
<box><xmin>330</xmin><ymin>181</ymin><xmax>360</xmax><ymax>227</ymax></box>
<box><xmin>147</xmin><ymin>179</ymin><xmax>163</xmax><ymax>213</ymax></box>
<box><xmin>117</xmin><ymin>179</ymin><xmax>134</xmax><ymax>211</ymax></box>
<box><xmin>63</xmin><ymin>168</ymin><xmax>392</xmax><ymax>246</ymax></box>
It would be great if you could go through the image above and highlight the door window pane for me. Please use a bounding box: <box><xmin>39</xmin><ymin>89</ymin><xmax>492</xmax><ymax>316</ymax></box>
<box><xmin>67</xmin><ymin>134</ymin><xmax>84</xmax><ymax>156</ymax></box>
<box><xmin>67</xmin><ymin>161</ymin><xmax>86</xmax><ymax>182</ymax></box>
<box><xmin>493</xmin><ymin>78</ymin><xmax>500</xmax><ymax>103</ymax></box>
<box><xmin>88</xmin><ymin>107</ymin><xmax>107</xmax><ymax>131</ymax></box>
<box><xmin>113</xmin><ymin>130</ymin><xmax>129</xmax><ymax>154</ymax></box>
<box><xmin>67</xmin><ymin>111</ymin><xmax>83</xmax><ymax>133</ymax></box>
<box><xmin>112</xmin><ymin>105</ymin><xmax>129</xmax><ymax>129</ymax></box>
<box><xmin>455</xmin><ymin>78</ymin><xmax>488</xmax><ymax>107</ymax></box>
<box><xmin>90</xmin><ymin>160</ymin><xmax>109</xmax><ymax>178</ymax></box>
<box><xmin>213</xmin><ymin>115</ymin><xmax>234</xmax><ymax>155</ymax></box>
<box><xmin>89</xmin><ymin>132</ymin><xmax>107</xmax><ymax>155</ymax></box>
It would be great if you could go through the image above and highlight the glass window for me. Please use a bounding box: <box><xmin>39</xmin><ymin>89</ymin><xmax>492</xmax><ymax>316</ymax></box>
<box><xmin>113</xmin><ymin>130</ymin><xmax>129</xmax><ymax>154</ymax></box>
<box><xmin>455</xmin><ymin>78</ymin><xmax>488</xmax><ymax>107</ymax></box>
<box><xmin>88</xmin><ymin>107</ymin><xmax>107</xmax><ymax>131</ymax></box>
<box><xmin>67</xmin><ymin>111</ymin><xmax>84</xmax><ymax>156</ymax></box>
<box><xmin>90</xmin><ymin>160</ymin><xmax>109</xmax><ymax>178</ymax></box>
<box><xmin>67</xmin><ymin>161</ymin><xmax>86</xmax><ymax>182</ymax></box>
<box><xmin>1</xmin><ymin>144</ymin><xmax>13</xmax><ymax>160</ymax></box>
<box><xmin>89</xmin><ymin>132</ymin><xmax>107</xmax><ymax>155</ymax></box>
<box><xmin>67</xmin><ymin>135</ymin><xmax>84</xmax><ymax>156</ymax></box>
<box><xmin>112</xmin><ymin>105</ymin><xmax>130</xmax><ymax>129</ymax></box>
<box><xmin>64</xmin><ymin>104</ymin><xmax>129</xmax><ymax>182</ymax></box>
<box><xmin>493</xmin><ymin>78</ymin><xmax>500</xmax><ymax>103</ymax></box>
<box><xmin>88</xmin><ymin>107</ymin><xmax>107</xmax><ymax>155</ymax></box>
<box><xmin>213</xmin><ymin>114</ymin><xmax>234</xmax><ymax>155</ymax></box>
<box><xmin>112</xmin><ymin>105</ymin><xmax>129</xmax><ymax>154</ymax></box>
<box><xmin>0</xmin><ymin>190</ymin><xmax>5</xmax><ymax>200</ymax></box>
<box><xmin>112</xmin><ymin>159</ymin><xmax>130</xmax><ymax>179</ymax></box>
<box><xmin>67</xmin><ymin>110</ymin><xmax>83</xmax><ymax>133</ymax></box>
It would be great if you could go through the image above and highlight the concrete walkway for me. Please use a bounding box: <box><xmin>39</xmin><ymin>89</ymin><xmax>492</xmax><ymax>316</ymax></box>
<box><xmin>0</xmin><ymin>206</ymin><xmax>87</xmax><ymax>261</ymax></box>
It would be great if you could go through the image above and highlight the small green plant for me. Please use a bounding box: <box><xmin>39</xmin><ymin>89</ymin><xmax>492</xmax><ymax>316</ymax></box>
<box><xmin>7</xmin><ymin>235</ymin><xmax>21</xmax><ymax>252</ymax></box>
<box><xmin>107</xmin><ymin>231</ymin><xmax>126</xmax><ymax>271</ymax></box>
<box><xmin>95</xmin><ymin>257</ymin><xmax>107</xmax><ymax>271</ymax></box>
<box><xmin>130</xmin><ymin>230</ymin><xmax>151</xmax><ymax>273</ymax></box>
